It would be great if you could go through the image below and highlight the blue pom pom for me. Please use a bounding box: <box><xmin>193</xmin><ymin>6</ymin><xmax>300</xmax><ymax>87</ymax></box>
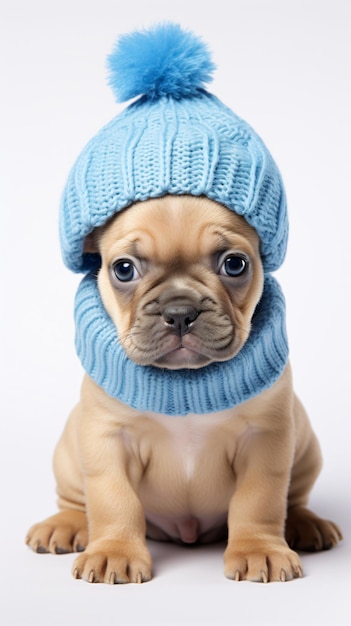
<box><xmin>107</xmin><ymin>23</ymin><xmax>216</xmax><ymax>102</ymax></box>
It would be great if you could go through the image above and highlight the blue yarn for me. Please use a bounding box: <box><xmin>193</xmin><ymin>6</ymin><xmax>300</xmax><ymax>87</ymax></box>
<box><xmin>60</xmin><ymin>94</ymin><xmax>288</xmax><ymax>274</ymax></box>
<box><xmin>107</xmin><ymin>23</ymin><xmax>216</xmax><ymax>102</ymax></box>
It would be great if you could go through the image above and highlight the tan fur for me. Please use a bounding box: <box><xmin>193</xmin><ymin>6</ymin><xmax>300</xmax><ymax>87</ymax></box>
<box><xmin>26</xmin><ymin>196</ymin><xmax>342</xmax><ymax>583</ymax></box>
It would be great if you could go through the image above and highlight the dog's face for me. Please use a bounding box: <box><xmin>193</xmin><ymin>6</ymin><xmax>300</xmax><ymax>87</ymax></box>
<box><xmin>87</xmin><ymin>195</ymin><xmax>264</xmax><ymax>370</ymax></box>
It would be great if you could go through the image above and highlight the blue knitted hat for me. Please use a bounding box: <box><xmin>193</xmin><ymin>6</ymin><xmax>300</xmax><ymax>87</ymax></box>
<box><xmin>59</xmin><ymin>23</ymin><xmax>288</xmax><ymax>274</ymax></box>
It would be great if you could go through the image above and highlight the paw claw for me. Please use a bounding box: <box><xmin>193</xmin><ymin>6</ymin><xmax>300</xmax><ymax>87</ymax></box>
<box><xmin>72</xmin><ymin>568</ymin><xmax>80</xmax><ymax>580</ymax></box>
<box><xmin>36</xmin><ymin>544</ymin><xmax>48</xmax><ymax>554</ymax></box>
<box><xmin>88</xmin><ymin>570</ymin><xmax>95</xmax><ymax>583</ymax></box>
<box><xmin>54</xmin><ymin>544</ymin><xmax>70</xmax><ymax>555</ymax></box>
<box><xmin>75</xmin><ymin>543</ymin><xmax>85</xmax><ymax>553</ymax></box>
<box><xmin>135</xmin><ymin>571</ymin><xmax>143</xmax><ymax>584</ymax></box>
<box><xmin>260</xmin><ymin>570</ymin><xmax>268</xmax><ymax>584</ymax></box>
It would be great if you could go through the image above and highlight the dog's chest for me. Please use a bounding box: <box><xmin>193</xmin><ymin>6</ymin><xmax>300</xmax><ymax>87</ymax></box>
<box><xmin>150</xmin><ymin>412</ymin><xmax>224</xmax><ymax>476</ymax></box>
<box><xmin>145</xmin><ymin>410</ymin><xmax>233</xmax><ymax>469</ymax></box>
<box><xmin>131</xmin><ymin>408</ymin><xmax>248</xmax><ymax>509</ymax></box>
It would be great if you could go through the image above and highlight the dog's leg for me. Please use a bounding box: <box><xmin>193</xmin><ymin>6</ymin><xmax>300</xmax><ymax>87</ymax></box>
<box><xmin>26</xmin><ymin>509</ymin><xmax>88</xmax><ymax>554</ymax></box>
<box><xmin>72</xmin><ymin>480</ymin><xmax>152</xmax><ymax>584</ymax></box>
<box><xmin>285</xmin><ymin>396</ymin><xmax>343</xmax><ymax>551</ymax></box>
<box><xmin>224</xmin><ymin>426</ymin><xmax>303</xmax><ymax>583</ymax></box>
<box><xmin>71</xmin><ymin>430</ymin><xmax>152</xmax><ymax>585</ymax></box>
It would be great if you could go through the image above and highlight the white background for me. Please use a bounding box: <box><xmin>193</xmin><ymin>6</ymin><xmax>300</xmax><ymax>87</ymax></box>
<box><xmin>1</xmin><ymin>0</ymin><xmax>350</xmax><ymax>624</ymax></box>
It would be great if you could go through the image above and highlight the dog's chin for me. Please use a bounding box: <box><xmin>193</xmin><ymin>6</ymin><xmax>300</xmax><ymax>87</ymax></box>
<box><xmin>153</xmin><ymin>346</ymin><xmax>212</xmax><ymax>370</ymax></box>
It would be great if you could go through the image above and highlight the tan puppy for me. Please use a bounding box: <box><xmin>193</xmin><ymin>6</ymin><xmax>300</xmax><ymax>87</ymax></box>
<box><xmin>26</xmin><ymin>195</ymin><xmax>342</xmax><ymax>584</ymax></box>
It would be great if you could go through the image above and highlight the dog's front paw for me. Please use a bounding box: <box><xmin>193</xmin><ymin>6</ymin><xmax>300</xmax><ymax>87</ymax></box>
<box><xmin>224</xmin><ymin>539</ymin><xmax>303</xmax><ymax>583</ymax></box>
<box><xmin>72</xmin><ymin>539</ymin><xmax>152</xmax><ymax>584</ymax></box>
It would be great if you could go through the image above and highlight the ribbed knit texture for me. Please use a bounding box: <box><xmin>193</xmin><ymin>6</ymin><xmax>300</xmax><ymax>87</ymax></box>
<box><xmin>74</xmin><ymin>273</ymin><xmax>288</xmax><ymax>416</ymax></box>
<box><xmin>60</xmin><ymin>94</ymin><xmax>287</xmax><ymax>275</ymax></box>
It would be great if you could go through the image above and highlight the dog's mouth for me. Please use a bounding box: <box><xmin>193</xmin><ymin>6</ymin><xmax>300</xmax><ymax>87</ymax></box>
<box><xmin>128</xmin><ymin>329</ymin><xmax>240</xmax><ymax>370</ymax></box>
<box><xmin>154</xmin><ymin>341</ymin><xmax>212</xmax><ymax>369</ymax></box>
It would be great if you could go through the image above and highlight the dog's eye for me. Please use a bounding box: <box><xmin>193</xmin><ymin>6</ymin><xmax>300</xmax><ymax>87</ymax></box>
<box><xmin>112</xmin><ymin>260</ymin><xmax>139</xmax><ymax>283</ymax></box>
<box><xmin>220</xmin><ymin>255</ymin><xmax>248</xmax><ymax>277</ymax></box>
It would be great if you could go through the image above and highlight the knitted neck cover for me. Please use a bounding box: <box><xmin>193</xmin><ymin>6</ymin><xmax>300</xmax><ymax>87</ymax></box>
<box><xmin>75</xmin><ymin>273</ymin><xmax>288</xmax><ymax>416</ymax></box>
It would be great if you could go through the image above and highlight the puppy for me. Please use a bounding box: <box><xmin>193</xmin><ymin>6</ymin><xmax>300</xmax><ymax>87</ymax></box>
<box><xmin>26</xmin><ymin>195</ymin><xmax>342</xmax><ymax>584</ymax></box>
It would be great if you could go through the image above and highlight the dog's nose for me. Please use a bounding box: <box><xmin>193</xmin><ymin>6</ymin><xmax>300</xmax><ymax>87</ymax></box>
<box><xmin>162</xmin><ymin>304</ymin><xmax>199</xmax><ymax>335</ymax></box>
